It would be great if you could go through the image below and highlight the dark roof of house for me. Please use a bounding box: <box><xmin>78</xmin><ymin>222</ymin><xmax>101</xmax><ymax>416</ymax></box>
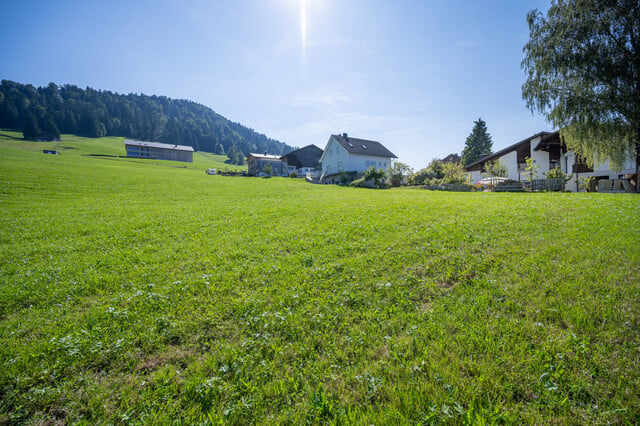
<box><xmin>332</xmin><ymin>134</ymin><xmax>397</xmax><ymax>158</ymax></box>
<box><xmin>465</xmin><ymin>131</ymin><xmax>553</xmax><ymax>171</ymax></box>
<box><xmin>281</xmin><ymin>144</ymin><xmax>323</xmax><ymax>168</ymax></box>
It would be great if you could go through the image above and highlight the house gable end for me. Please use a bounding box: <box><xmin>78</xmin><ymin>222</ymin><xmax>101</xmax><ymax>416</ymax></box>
<box><xmin>319</xmin><ymin>136</ymin><xmax>348</xmax><ymax>163</ymax></box>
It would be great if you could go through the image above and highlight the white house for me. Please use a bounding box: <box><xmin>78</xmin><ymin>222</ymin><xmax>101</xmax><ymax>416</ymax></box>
<box><xmin>465</xmin><ymin>131</ymin><xmax>636</xmax><ymax>192</ymax></box>
<box><xmin>319</xmin><ymin>133</ymin><xmax>397</xmax><ymax>184</ymax></box>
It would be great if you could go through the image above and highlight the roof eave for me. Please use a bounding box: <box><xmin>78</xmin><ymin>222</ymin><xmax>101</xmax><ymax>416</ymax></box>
<box><xmin>464</xmin><ymin>131</ymin><xmax>554</xmax><ymax>170</ymax></box>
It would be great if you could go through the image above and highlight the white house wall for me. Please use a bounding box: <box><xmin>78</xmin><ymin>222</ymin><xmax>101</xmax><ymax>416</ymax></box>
<box><xmin>592</xmin><ymin>157</ymin><xmax>635</xmax><ymax>173</ymax></box>
<box><xmin>321</xmin><ymin>136</ymin><xmax>392</xmax><ymax>175</ymax></box>
<box><xmin>500</xmin><ymin>151</ymin><xmax>519</xmax><ymax>180</ymax></box>
<box><xmin>466</xmin><ymin>151</ymin><xmax>517</xmax><ymax>184</ymax></box>
<box><xmin>530</xmin><ymin>137</ymin><xmax>550</xmax><ymax>177</ymax></box>
<box><xmin>347</xmin><ymin>154</ymin><xmax>391</xmax><ymax>172</ymax></box>
<box><xmin>561</xmin><ymin>151</ymin><xmax>636</xmax><ymax>191</ymax></box>
<box><xmin>467</xmin><ymin>170</ymin><xmax>483</xmax><ymax>184</ymax></box>
<box><xmin>321</xmin><ymin>138</ymin><xmax>351</xmax><ymax>175</ymax></box>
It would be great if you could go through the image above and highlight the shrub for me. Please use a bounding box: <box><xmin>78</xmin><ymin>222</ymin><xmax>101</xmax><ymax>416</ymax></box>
<box><xmin>338</xmin><ymin>171</ymin><xmax>350</xmax><ymax>185</ymax></box>
<box><xmin>289</xmin><ymin>172</ymin><xmax>298</xmax><ymax>178</ymax></box>
<box><xmin>482</xmin><ymin>160</ymin><xmax>508</xmax><ymax>179</ymax></box>
<box><xmin>388</xmin><ymin>162</ymin><xmax>412</xmax><ymax>187</ymax></box>
<box><xmin>349</xmin><ymin>177</ymin><xmax>368</xmax><ymax>187</ymax></box>
<box><xmin>363</xmin><ymin>166</ymin><xmax>388</xmax><ymax>188</ymax></box>
<box><xmin>524</xmin><ymin>157</ymin><xmax>540</xmax><ymax>182</ymax></box>
<box><xmin>441</xmin><ymin>162</ymin><xmax>467</xmax><ymax>184</ymax></box>
<box><xmin>545</xmin><ymin>167</ymin><xmax>570</xmax><ymax>182</ymax></box>
<box><xmin>579</xmin><ymin>175</ymin><xmax>595</xmax><ymax>192</ymax></box>
<box><xmin>407</xmin><ymin>159</ymin><xmax>445</xmax><ymax>186</ymax></box>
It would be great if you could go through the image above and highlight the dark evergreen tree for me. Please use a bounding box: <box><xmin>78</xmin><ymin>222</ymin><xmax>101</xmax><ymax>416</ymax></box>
<box><xmin>0</xmin><ymin>98</ymin><xmax>19</xmax><ymax>128</ymax></box>
<box><xmin>461</xmin><ymin>118</ymin><xmax>493</xmax><ymax>167</ymax></box>
<box><xmin>23</xmin><ymin>111</ymin><xmax>40</xmax><ymax>140</ymax></box>
<box><xmin>40</xmin><ymin>113</ymin><xmax>60</xmax><ymax>140</ymax></box>
<box><xmin>226</xmin><ymin>145</ymin><xmax>245</xmax><ymax>165</ymax></box>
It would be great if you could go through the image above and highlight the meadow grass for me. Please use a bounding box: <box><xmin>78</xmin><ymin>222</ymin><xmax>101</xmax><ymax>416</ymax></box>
<box><xmin>0</xmin><ymin>132</ymin><xmax>639</xmax><ymax>424</ymax></box>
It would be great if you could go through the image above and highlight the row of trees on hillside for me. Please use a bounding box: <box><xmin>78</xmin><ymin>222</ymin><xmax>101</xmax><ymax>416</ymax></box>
<box><xmin>0</xmin><ymin>80</ymin><xmax>293</xmax><ymax>163</ymax></box>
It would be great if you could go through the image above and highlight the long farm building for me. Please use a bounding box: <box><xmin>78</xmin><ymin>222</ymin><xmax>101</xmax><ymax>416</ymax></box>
<box><xmin>124</xmin><ymin>140</ymin><xmax>194</xmax><ymax>162</ymax></box>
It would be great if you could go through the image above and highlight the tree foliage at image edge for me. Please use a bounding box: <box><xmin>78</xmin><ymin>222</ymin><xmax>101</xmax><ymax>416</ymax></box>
<box><xmin>522</xmin><ymin>0</ymin><xmax>640</xmax><ymax>178</ymax></box>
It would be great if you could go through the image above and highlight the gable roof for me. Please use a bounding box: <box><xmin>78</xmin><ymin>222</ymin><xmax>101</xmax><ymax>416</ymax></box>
<box><xmin>465</xmin><ymin>131</ymin><xmax>552</xmax><ymax>171</ymax></box>
<box><xmin>533</xmin><ymin>131</ymin><xmax>562</xmax><ymax>152</ymax></box>
<box><xmin>331</xmin><ymin>134</ymin><xmax>397</xmax><ymax>158</ymax></box>
<box><xmin>124</xmin><ymin>139</ymin><xmax>194</xmax><ymax>152</ymax></box>
<box><xmin>441</xmin><ymin>153</ymin><xmax>461</xmax><ymax>164</ymax></box>
<box><xmin>281</xmin><ymin>144</ymin><xmax>323</xmax><ymax>168</ymax></box>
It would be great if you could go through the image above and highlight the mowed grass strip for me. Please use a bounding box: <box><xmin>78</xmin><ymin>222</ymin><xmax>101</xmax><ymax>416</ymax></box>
<box><xmin>0</xmin><ymin>136</ymin><xmax>639</xmax><ymax>424</ymax></box>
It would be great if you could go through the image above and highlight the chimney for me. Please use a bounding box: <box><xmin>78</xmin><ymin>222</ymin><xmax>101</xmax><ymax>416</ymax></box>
<box><xmin>342</xmin><ymin>133</ymin><xmax>348</xmax><ymax>139</ymax></box>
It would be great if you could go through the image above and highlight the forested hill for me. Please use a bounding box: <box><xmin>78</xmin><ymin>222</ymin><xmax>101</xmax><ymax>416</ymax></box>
<box><xmin>0</xmin><ymin>80</ymin><xmax>293</xmax><ymax>162</ymax></box>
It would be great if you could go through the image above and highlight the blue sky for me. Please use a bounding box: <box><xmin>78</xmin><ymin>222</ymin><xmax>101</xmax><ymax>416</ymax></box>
<box><xmin>1</xmin><ymin>0</ymin><xmax>551</xmax><ymax>169</ymax></box>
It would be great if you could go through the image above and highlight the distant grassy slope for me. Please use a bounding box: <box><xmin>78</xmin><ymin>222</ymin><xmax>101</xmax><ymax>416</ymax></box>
<box><xmin>0</xmin><ymin>130</ymin><xmax>247</xmax><ymax>172</ymax></box>
<box><xmin>0</xmin><ymin>140</ymin><xmax>639</xmax><ymax>424</ymax></box>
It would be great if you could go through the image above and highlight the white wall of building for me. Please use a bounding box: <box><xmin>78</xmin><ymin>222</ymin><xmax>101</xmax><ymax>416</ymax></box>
<box><xmin>500</xmin><ymin>151</ymin><xmax>519</xmax><ymax>180</ymax></box>
<box><xmin>320</xmin><ymin>137</ymin><xmax>350</xmax><ymax>175</ymax></box>
<box><xmin>347</xmin><ymin>154</ymin><xmax>391</xmax><ymax>172</ymax></box>
<box><xmin>321</xmin><ymin>136</ymin><xmax>392</xmax><ymax>175</ymax></box>
<box><xmin>466</xmin><ymin>151</ymin><xmax>517</xmax><ymax>184</ymax></box>
<box><xmin>561</xmin><ymin>151</ymin><xmax>636</xmax><ymax>191</ymax></box>
<box><xmin>530</xmin><ymin>137</ymin><xmax>550</xmax><ymax>177</ymax></box>
<box><xmin>467</xmin><ymin>170</ymin><xmax>483</xmax><ymax>184</ymax></box>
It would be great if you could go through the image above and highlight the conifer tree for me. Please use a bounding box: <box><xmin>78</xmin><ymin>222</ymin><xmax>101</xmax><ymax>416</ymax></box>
<box><xmin>41</xmin><ymin>113</ymin><xmax>60</xmax><ymax>140</ymax></box>
<box><xmin>23</xmin><ymin>111</ymin><xmax>40</xmax><ymax>140</ymax></box>
<box><xmin>461</xmin><ymin>118</ymin><xmax>493</xmax><ymax>167</ymax></box>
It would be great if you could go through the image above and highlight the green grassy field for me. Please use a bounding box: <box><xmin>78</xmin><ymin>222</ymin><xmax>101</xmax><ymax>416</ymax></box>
<box><xmin>1</xmin><ymin>132</ymin><xmax>639</xmax><ymax>424</ymax></box>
